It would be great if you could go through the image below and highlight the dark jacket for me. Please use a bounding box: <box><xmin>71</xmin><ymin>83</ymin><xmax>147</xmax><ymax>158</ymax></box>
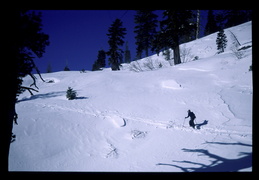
<box><xmin>186</xmin><ymin>111</ymin><xmax>196</xmax><ymax>120</ymax></box>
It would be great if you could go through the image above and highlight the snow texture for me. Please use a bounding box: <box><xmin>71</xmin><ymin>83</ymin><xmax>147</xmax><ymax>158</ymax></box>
<box><xmin>10</xmin><ymin>22</ymin><xmax>252</xmax><ymax>172</ymax></box>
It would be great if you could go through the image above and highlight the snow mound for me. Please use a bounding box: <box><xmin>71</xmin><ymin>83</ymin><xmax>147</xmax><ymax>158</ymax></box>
<box><xmin>105</xmin><ymin>114</ymin><xmax>126</xmax><ymax>127</ymax></box>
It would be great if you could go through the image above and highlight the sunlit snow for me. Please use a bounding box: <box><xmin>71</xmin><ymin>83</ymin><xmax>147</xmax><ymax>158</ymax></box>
<box><xmin>10</xmin><ymin>21</ymin><xmax>252</xmax><ymax>172</ymax></box>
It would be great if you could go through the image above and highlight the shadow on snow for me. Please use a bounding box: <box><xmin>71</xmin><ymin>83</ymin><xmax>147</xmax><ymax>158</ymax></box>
<box><xmin>17</xmin><ymin>91</ymin><xmax>88</xmax><ymax>102</ymax></box>
<box><xmin>196</xmin><ymin>120</ymin><xmax>208</xmax><ymax>129</ymax></box>
<box><xmin>157</xmin><ymin>141</ymin><xmax>252</xmax><ymax>172</ymax></box>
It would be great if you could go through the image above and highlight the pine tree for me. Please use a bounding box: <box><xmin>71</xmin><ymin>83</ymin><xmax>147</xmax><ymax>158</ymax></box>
<box><xmin>204</xmin><ymin>10</ymin><xmax>219</xmax><ymax>36</ymax></box>
<box><xmin>134</xmin><ymin>10</ymin><xmax>158</xmax><ymax>59</ymax></box>
<box><xmin>92</xmin><ymin>49</ymin><xmax>106</xmax><ymax>71</ymax></box>
<box><xmin>64</xmin><ymin>65</ymin><xmax>70</xmax><ymax>71</ymax></box>
<box><xmin>106</xmin><ymin>18</ymin><xmax>126</xmax><ymax>71</ymax></box>
<box><xmin>124</xmin><ymin>41</ymin><xmax>131</xmax><ymax>63</ymax></box>
<box><xmin>216</xmin><ymin>29</ymin><xmax>228</xmax><ymax>53</ymax></box>
<box><xmin>98</xmin><ymin>49</ymin><xmax>106</xmax><ymax>68</ymax></box>
<box><xmin>91</xmin><ymin>61</ymin><xmax>101</xmax><ymax>71</ymax></box>
<box><xmin>2</xmin><ymin>10</ymin><xmax>49</xmax><ymax>172</ymax></box>
<box><xmin>152</xmin><ymin>10</ymin><xmax>195</xmax><ymax>65</ymax></box>
<box><xmin>66</xmin><ymin>87</ymin><xmax>77</xmax><ymax>100</ymax></box>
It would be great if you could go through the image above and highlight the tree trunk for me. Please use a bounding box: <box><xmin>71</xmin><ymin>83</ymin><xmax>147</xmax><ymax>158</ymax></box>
<box><xmin>1</xmin><ymin>101</ymin><xmax>15</xmax><ymax>172</ymax></box>
<box><xmin>173</xmin><ymin>45</ymin><xmax>181</xmax><ymax>65</ymax></box>
<box><xmin>172</xmin><ymin>35</ymin><xmax>181</xmax><ymax>65</ymax></box>
<box><xmin>145</xmin><ymin>46</ymin><xmax>149</xmax><ymax>57</ymax></box>
<box><xmin>196</xmin><ymin>10</ymin><xmax>200</xmax><ymax>39</ymax></box>
<box><xmin>1</xmin><ymin>71</ymin><xmax>17</xmax><ymax>173</ymax></box>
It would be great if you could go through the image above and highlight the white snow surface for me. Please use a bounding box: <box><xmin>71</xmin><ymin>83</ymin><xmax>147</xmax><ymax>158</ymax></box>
<box><xmin>10</xmin><ymin>22</ymin><xmax>252</xmax><ymax>172</ymax></box>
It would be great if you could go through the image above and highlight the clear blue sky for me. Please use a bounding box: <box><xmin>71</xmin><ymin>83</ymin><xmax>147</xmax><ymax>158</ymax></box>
<box><xmin>33</xmin><ymin>10</ymin><xmax>208</xmax><ymax>73</ymax></box>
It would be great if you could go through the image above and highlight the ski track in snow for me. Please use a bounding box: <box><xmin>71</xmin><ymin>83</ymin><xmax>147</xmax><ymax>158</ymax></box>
<box><xmin>27</xmin><ymin>100</ymin><xmax>251</xmax><ymax>139</ymax></box>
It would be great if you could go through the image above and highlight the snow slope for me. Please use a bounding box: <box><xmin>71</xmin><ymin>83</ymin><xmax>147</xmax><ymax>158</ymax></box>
<box><xmin>9</xmin><ymin>21</ymin><xmax>252</xmax><ymax>172</ymax></box>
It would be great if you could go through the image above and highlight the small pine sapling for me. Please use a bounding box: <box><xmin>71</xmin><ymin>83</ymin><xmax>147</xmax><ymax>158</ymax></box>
<box><xmin>66</xmin><ymin>87</ymin><xmax>77</xmax><ymax>100</ymax></box>
<box><xmin>216</xmin><ymin>29</ymin><xmax>227</xmax><ymax>54</ymax></box>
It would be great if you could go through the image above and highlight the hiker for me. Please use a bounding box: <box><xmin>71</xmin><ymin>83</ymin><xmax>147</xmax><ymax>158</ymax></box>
<box><xmin>185</xmin><ymin>110</ymin><xmax>196</xmax><ymax>129</ymax></box>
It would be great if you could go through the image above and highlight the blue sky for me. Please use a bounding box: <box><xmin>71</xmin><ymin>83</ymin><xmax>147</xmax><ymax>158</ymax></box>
<box><xmin>33</xmin><ymin>10</ymin><xmax>207</xmax><ymax>73</ymax></box>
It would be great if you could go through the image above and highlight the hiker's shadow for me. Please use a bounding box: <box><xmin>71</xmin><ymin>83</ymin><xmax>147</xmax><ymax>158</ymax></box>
<box><xmin>196</xmin><ymin>120</ymin><xmax>208</xmax><ymax>129</ymax></box>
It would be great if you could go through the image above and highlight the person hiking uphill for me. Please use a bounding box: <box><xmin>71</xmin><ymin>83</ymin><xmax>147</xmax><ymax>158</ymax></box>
<box><xmin>185</xmin><ymin>110</ymin><xmax>196</xmax><ymax>129</ymax></box>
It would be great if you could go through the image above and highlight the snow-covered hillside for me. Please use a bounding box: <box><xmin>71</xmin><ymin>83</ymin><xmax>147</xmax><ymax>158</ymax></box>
<box><xmin>9</xmin><ymin>21</ymin><xmax>252</xmax><ymax>172</ymax></box>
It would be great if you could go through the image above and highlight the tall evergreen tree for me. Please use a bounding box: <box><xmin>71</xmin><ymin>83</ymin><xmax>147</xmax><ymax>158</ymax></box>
<box><xmin>124</xmin><ymin>41</ymin><xmax>131</xmax><ymax>63</ymax></box>
<box><xmin>1</xmin><ymin>10</ymin><xmax>49</xmax><ymax>172</ymax></box>
<box><xmin>106</xmin><ymin>18</ymin><xmax>126</xmax><ymax>71</ymax></box>
<box><xmin>134</xmin><ymin>10</ymin><xmax>158</xmax><ymax>59</ymax></box>
<box><xmin>92</xmin><ymin>61</ymin><xmax>101</xmax><ymax>71</ymax></box>
<box><xmin>152</xmin><ymin>10</ymin><xmax>195</xmax><ymax>65</ymax></box>
<box><xmin>92</xmin><ymin>49</ymin><xmax>106</xmax><ymax>71</ymax></box>
<box><xmin>216</xmin><ymin>29</ymin><xmax>228</xmax><ymax>53</ymax></box>
<box><xmin>98</xmin><ymin>49</ymin><xmax>106</xmax><ymax>68</ymax></box>
<box><xmin>204</xmin><ymin>10</ymin><xmax>219</xmax><ymax>36</ymax></box>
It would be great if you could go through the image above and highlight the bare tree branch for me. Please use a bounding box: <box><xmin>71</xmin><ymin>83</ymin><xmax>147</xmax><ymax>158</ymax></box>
<box><xmin>20</xmin><ymin>86</ymin><xmax>39</xmax><ymax>95</ymax></box>
<box><xmin>29</xmin><ymin>73</ymin><xmax>39</xmax><ymax>89</ymax></box>
<box><xmin>31</xmin><ymin>59</ymin><xmax>45</xmax><ymax>82</ymax></box>
<box><xmin>229</xmin><ymin>30</ymin><xmax>241</xmax><ymax>46</ymax></box>
<box><xmin>27</xmin><ymin>57</ymin><xmax>45</xmax><ymax>83</ymax></box>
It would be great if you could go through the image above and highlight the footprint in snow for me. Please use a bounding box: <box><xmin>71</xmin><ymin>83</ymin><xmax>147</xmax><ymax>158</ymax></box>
<box><xmin>131</xmin><ymin>130</ymin><xmax>147</xmax><ymax>139</ymax></box>
<box><xmin>105</xmin><ymin>143</ymin><xmax>118</xmax><ymax>159</ymax></box>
